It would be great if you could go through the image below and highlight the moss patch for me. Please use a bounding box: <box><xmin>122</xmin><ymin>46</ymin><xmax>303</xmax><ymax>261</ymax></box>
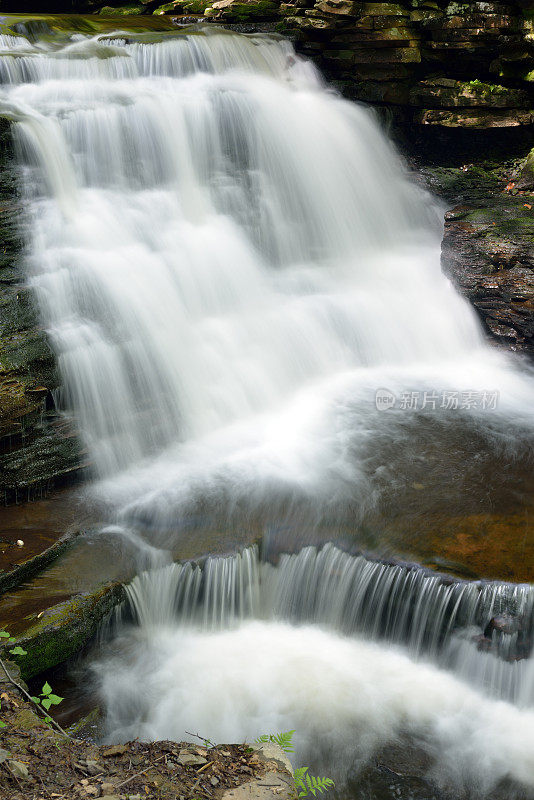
<box><xmin>5</xmin><ymin>582</ymin><xmax>125</xmax><ymax>679</ymax></box>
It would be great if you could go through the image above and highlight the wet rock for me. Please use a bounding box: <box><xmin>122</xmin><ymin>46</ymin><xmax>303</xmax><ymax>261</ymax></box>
<box><xmin>410</xmin><ymin>78</ymin><xmax>530</xmax><ymax>109</ymax></box>
<box><xmin>99</xmin><ymin>3</ymin><xmax>148</xmax><ymax>12</ymax></box>
<box><xmin>485</xmin><ymin>612</ymin><xmax>523</xmax><ymax>636</ymax></box>
<box><xmin>0</xmin><ymin>530</ymin><xmax>81</xmax><ymax>595</ymax></box>
<box><xmin>204</xmin><ymin>0</ymin><xmax>280</xmax><ymax>21</ymax></box>
<box><xmin>436</xmin><ymin>167</ymin><xmax>534</xmax><ymax>359</ymax></box>
<box><xmin>516</xmin><ymin>147</ymin><xmax>534</xmax><ymax>189</ymax></box>
<box><xmin>415</xmin><ymin>108</ymin><xmax>534</xmax><ymax>127</ymax></box>
<box><xmin>0</xmin><ymin>118</ymin><xmax>84</xmax><ymax>503</ymax></box>
<box><xmin>6</xmin><ymin>582</ymin><xmax>126</xmax><ymax>679</ymax></box>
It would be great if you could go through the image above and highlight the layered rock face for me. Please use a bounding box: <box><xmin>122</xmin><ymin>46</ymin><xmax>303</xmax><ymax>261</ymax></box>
<box><xmin>135</xmin><ymin>0</ymin><xmax>534</xmax><ymax>130</ymax></box>
<box><xmin>5</xmin><ymin>1</ymin><xmax>534</xmax><ymax>133</ymax></box>
<box><xmin>0</xmin><ymin>122</ymin><xmax>84</xmax><ymax>503</ymax></box>
<box><xmin>441</xmin><ymin>182</ymin><xmax>534</xmax><ymax>357</ymax></box>
<box><xmin>279</xmin><ymin>0</ymin><xmax>534</xmax><ymax>128</ymax></box>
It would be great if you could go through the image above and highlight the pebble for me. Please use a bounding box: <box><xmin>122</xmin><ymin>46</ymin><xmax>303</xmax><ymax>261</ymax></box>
<box><xmin>178</xmin><ymin>750</ymin><xmax>208</xmax><ymax>766</ymax></box>
<box><xmin>16</xmin><ymin>540</ymin><xmax>24</xmax><ymax>547</ymax></box>
<box><xmin>84</xmin><ymin>759</ymin><xmax>103</xmax><ymax>775</ymax></box>
<box><xmin>103</xmin><ymin>744</ymin><xmax>128</xmax><ymax>757</ymax></box>
<box><xmin>8</xmin><ymin>760</ymin><xmax>30</xmax><ymax>780</ymax></box>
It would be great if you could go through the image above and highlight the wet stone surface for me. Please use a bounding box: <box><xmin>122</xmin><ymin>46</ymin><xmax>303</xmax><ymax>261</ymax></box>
<box><xmin>0</xmin><ymin>119</ymin><xmax>85</xmax><ymax>503</ymax></box>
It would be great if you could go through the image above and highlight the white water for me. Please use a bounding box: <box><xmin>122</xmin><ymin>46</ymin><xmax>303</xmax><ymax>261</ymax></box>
<box><xmin>2</xmin><ymin>23</ymin><xmax>534</xmax><ymax>796</ymax></box>
<box><xmin>96</xmin><ymin>621</ymin><xmax>534</xmax><ymax>795</ymax></box>
<box><xmin>119</xmin><ymin>545</ymin><xmax>534</xmax><ymax>705</ymax></box>
<box><xmin>2</xmin><ymin>26</ymin><xmax>532</xmax><ymax>507</ymax></box>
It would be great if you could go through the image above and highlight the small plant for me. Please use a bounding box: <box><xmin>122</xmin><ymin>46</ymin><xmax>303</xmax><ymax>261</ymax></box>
<box><xmin>0</xmin><ymin>630</ymin><xmax>65</xmax><ymax>735</ymax></box>
<box><xmin>31</xmin><ymin>681</ymin><xmax>64</xmax><ymax>726</ymax></box>
<box><xmin>294</xmin><ymin>767</ymin><xmax>335</xmax><ymax>798</ymax></box>
<box><xmin>255</xmin><ymin>730</ymin><xmax>295</xmax><ymax>753</ymax></box>
<box><xmin>0</xmin><ymin>630</ymin><xmax>27</xmax><ymax>657</ymax></box>
<box><xmin>255</xmin><ymin>731</ymin><xmax>334</xmax><ymax>798</ymax></box>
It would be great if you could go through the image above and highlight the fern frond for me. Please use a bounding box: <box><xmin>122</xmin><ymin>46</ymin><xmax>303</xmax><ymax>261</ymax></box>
<box><xmin>294</xmin><ymin>767</ymin><xmax>334</xmax><ymax>797</ymax></box>
<box><xmin>254</xmin><ymin>730</ymin><xmax>295</xmax><ymax>753</ymax></box>
<box><xmin>272</xmin><ymin>730</ymin><xmax>295</xmax><ymax>753</ymax></box>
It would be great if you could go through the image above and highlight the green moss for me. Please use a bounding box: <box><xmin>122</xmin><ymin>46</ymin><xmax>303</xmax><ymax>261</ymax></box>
<box><xmin>154</xmin><ymin>0</ymin><xmax>210</xmax><ymax>14</ymax></box>
<box><xmin>204</xmin><ymin>0</ymin><xmax>279</xmax><ymax>20</ymax></box>
<box><xmin>98</xmin><ymin>4</ymin><xmax>147</xmax><ymax>14</ymax></box>
<box><xmin>5</xmin><ymin>583</ymin><xmax>125</xmax><ymax>679</ymax></box>
<box><xmin>0</xmin><ymin>13</ymin><xmax>178</xmax><ymax>38</ymax></box>
<box><xmin>0</xmin><ymin>532</ymin><xmax>80</xmax><ymax>595</ymax></box>
<box><xmin>467</xmin><ymin>79</ymin><xmax>507</xmax><ymax>96</ymax></box>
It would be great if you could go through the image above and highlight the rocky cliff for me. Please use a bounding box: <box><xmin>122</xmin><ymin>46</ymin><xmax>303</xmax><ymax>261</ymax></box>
<box><xmin>0</xmin><ymin>121</ymin><xmax>85</xmax><ymax>503</ymax></box>
<box><xmin>8</xmin><ymin>0</ymin><xmax>532</xmax><ymax>133</ymax></box>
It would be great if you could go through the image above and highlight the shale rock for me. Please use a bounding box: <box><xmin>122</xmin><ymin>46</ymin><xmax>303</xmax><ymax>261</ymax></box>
<box><xmin>441</xmin><ymin>194</ymin><xmax>534</xmax><ymax>356</ymax></box>
<box><xmin>4</xmin><ymin>581</ymin><xmax>126</xmax><ymax>679</ymax></box>
<box><xmin>0</xmin><ymin>117</ymin><xmax>85</xmax><ymax>503</ymax></box>
<box><xmin>516</xmin><ymin>147</ymin><xmax>534</xmax><ymax>189</ymax></box>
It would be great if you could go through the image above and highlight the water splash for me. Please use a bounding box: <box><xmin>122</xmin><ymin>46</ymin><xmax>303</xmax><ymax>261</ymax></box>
<box><xmin>122</xmin><ymin>544</ymin><xmax>534</xmax><ymax>704</ymax></box>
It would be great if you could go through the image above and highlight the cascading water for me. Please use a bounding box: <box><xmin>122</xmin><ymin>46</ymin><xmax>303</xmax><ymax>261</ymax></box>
<box><xmin>2</xmin><ymin>20</ymin><xmax>534</xmax><ymax>797</ymax></box>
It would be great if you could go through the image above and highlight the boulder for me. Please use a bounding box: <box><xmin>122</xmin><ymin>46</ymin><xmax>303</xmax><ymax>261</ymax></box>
<box><xmin>416</xmin><ymin>108</ymin><xmax>534</xmax><ymax>127</ymax></box>
<box><xmin>516</xmin><ymin>147</ymin><xmax>534</xmax><ymax>189</ymax></box>
<box><xmin>4</xmin><ymin>582</ymin><xmax>126</xmax><ymax>679</ymax></box>
<box><xmin>409</xmin><ymin>78</ymin><xmax>530</xmax><ymax>109</ymax></box>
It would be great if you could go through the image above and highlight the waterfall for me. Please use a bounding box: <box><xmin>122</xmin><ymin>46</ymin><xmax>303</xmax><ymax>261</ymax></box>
<box><xmin>3</xmin><ymin>21</ymin><xmax>534</xmax><ymax>796</ymax></box>
<box><xmin>122</xmin><ymin>544</ymin><xmax>534</xmax><ymax>704</ymax></box>
<box><xmin>3</xmin><ymin>24</ymin><xmax>532</xmax><ymax>496</ymax></box>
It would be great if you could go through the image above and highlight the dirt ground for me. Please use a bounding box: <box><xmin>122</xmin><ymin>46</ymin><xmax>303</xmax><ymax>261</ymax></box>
<box><xmin>0</xmin><ymin>683</ymin><xmax>269</xmax><ymax>800</ymax></box>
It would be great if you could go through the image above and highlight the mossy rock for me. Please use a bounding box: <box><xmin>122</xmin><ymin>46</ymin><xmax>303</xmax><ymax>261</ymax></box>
<box><xmin>516</xmin><ymin>147</ymin><xmax>534</xmax><ymax>189</ymax></box>
<box><xmin>154</xmin><ymin>0</ymin><xmax>210</xmax><ymax>14</ymax></box>
<box><xmin>5</xmin><ymin>582</ymin><xmax>126</xmax><ymax>680</ymax></box>
<box><xmin>0</xmin><ymin>532</ymin><xmax>81</xmax><ymax>595</ymax></box>
<box><xmin>98</xmin><ymin>4</ymin><xmax>148</xmax><ymax>14</ymax></box>
<box><xmin>204</xmin><ymin>0</ymin><xmax>280</xmax><ymax>21</ymax></box>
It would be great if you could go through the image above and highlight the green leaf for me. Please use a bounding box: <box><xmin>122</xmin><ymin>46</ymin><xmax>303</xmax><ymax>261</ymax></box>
<box><xmin>255</xmin><ymin>731</ymin><xmax>295</xmax><ymax>753</ymax></box>
<box><xmin>41</xmin><ymin>698</ymin><xmax>52</xmax><ymax>711</ymax></box>
<box><xmin>0</xmin><ymin>720</ymin><xmax>7</xmax><ymax>728</ymax></box>
<box><xmin>44</xmin><ymin>716</ymin><xmax>52</xmax><ymax>724</ymax></box>
<box><xmin>0</xmin><ymin>632</ymin><xmax>10</xmax><ymax>638</ymax></box>
<box><xmin>47</xmin><ymin>694</ymin><xmax>63</xmax><ymax>706</ymax></box>
<box><xmin>294</xmin><ymin>768</ymin><xmax>333</xmax><ymax>798</ymax></box>
<box><xmin>272</xmin><ymin>731</ymin><xmax>295</xmax><ymax>753</ymax></box>
<box><xmin>41</xmin><ymin>682</ymin><xmax>52</xmax><ymax>696</ymax></box>
<box><xmin>30</xmin><ymin>697</ymin><xmax>40</xmax><ymax>705</ymax></box>
<box><xmin>9</xmin><ymin>646</ymin><xmax>27</xmax><ymax>656</ymax></box>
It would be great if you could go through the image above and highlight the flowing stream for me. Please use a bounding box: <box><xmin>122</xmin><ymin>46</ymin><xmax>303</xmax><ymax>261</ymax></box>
<box><xmin>2</xmin><ymin>21</ymin><xmax>534</xmax><ymax>797</ymax></box>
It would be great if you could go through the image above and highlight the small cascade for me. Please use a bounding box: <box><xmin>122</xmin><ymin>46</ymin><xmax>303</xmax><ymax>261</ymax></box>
<box><xmin>125</xmin><ymin>547</ymin><xmax>260</xmax><ymax>628</ymax></box>
<box><xmin>123</xmin><ymin>544</ymin><xmax>534</xmax><ymax>704</ymax></box>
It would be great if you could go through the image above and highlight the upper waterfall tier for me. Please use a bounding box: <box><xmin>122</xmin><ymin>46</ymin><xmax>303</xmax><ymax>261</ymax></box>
<box><xmin>1</xmin><ymin>25</ymin><xmax>533</xmax><ymax>533</ymax></box>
